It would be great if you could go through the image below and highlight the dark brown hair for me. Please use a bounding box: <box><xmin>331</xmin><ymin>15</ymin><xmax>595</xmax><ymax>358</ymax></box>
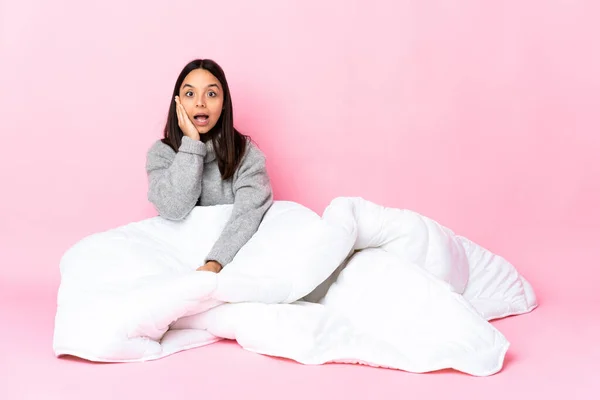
<box><xmin>161</xmin><ymin>59</ymin><xmax>248</xmax><ymax>180</ymax></box>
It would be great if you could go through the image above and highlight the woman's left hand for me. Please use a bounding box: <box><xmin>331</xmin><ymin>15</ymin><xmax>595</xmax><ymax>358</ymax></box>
<box><xmin>196</xmin><ymin>261</ymin><xmax>222</xmax><ymax>273</ymax></box>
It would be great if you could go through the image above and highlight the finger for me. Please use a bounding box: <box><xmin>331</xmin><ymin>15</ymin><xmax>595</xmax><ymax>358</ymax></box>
<box><xmin>179</xmin><ymin>104</ymin><xmax>193</xmax><ymax>126</ymax></box>
<box><xmin>174</xmin><ymin>98</ymin><xmax>195</xmax><ymax>135</ymax></box>
<box><xmin>176</xmin><ymin>100</ymin><xmax>187</xmax><ymax>121</ymax></box>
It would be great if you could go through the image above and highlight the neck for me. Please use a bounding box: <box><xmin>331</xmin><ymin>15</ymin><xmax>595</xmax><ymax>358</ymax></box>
<box><xmin>204</xmin><ymin>137</ymin><xmax>217</xmax><ymax>164</ymax></box>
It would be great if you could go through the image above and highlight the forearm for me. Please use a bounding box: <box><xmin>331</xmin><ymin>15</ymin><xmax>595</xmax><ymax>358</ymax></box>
<box><xmin>146</xmin><ymin>137</ymin><xmax>206</xmax><ymax>220</ymax></box>
<box><xmin>205</xmin><ymin>201</ymin><xmax>272</xmax><ymax>266</ymax></box>
<box><xmin>204</xmin><ymin>140</ymin><xmax>273</xmax><ymax>267</ymax></box>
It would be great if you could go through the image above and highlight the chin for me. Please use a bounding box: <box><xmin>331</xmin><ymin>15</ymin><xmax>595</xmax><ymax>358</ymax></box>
<box><xmin>200</xmin><ymin>126</ymin><xmax>218</xmax><ymax>135</ymax></box>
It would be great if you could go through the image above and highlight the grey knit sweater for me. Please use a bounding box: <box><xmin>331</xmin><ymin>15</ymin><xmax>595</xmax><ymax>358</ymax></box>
<box><xmin>145</xmin><ymin>136</ymin><xmax>273</xmax><ymax>267</ymax></box>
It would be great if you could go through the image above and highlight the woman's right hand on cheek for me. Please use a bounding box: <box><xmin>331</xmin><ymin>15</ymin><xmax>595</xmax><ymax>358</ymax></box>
<box><xmin>175</xmin><ymin>96</ymin><xmax>200</xmax><ymax>141</ymax></box>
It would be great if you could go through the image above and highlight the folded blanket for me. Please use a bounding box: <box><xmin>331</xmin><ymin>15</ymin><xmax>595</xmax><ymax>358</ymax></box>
<box><xmin>53</xmin><ymin>197</ymin><xmax>537</xmax><ymax>376</ymax></box>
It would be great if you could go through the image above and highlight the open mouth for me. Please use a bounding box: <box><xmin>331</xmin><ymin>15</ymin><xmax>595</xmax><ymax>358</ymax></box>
<box><xmin>193</xmin><ymin>113</ymin><xmax>209</xmax><ymax>126</ymax></box>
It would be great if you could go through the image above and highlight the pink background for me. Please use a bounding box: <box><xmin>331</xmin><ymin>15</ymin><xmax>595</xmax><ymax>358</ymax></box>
<box><xmin>1</xmin><ymin>0</ymin><xmax>598</xmax><ymax>398</ymax></box>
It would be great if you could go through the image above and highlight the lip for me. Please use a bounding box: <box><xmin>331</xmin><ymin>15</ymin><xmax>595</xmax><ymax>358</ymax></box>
<box><xmin>193</xmin><ymin>113</ymin><xmax>210</xmax><ymax>127</ymax></box>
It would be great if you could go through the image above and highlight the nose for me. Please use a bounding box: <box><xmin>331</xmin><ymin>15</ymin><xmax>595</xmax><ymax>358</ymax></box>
<box><xmin>195</xmin><ymin>97</ymin><xmax>206</xmax><ymax>108</ymax></box>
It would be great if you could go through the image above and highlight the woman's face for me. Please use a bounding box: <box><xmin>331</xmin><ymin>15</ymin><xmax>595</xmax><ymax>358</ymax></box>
<box><xmin>179</xmin><ymin>68</ymin><xmax>224</xmax><ymax>134</ymax></box>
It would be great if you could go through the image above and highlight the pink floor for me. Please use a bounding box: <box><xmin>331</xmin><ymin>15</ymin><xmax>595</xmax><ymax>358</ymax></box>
<box><xmin>1</xmin><ymin>229</ymin><xmax>598</xmax><ymax>399</ymax></box>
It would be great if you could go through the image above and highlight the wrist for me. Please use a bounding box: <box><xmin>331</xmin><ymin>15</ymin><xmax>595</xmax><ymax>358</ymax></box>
<box><xmin>206</xmin><ymin>260</ymin><xmax>222</xmax><ymax>272</ymax></box>
<box><xmin>180</xmin><ymin>136</ymin><xmax>206</xmax><ymax>154</ymax></box>
<box><xmin>184</xmin><ymin>133</ymin><xmax>200</xmax><ymax>141</ymax></box>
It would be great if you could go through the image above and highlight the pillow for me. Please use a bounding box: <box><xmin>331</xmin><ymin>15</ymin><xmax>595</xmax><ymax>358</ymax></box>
<box><xmin>319</xmin><ymin>248</ymin><xmax>509</xmax><ymax>376</ymax></box>
<box><xmin>215</xmin><ymin>201</ymin><xmax>355</xmax><ymax>303</ymax></box>
<box><xmin>458</xmin><ymin>236</ymin><xmax>538</xmax><ymax>320</ymax></box>
<box><xmin>54</xmin><ymin>200</ymin><xmax>356</xmax><ymax>362</ymax></box>
<box><xmin>58</xmin><ymin>201</ymin><xmax>355</xmax><ymax>308</ymax></box>
<box><xmin>322</xmin><ymin>197</ymin><xmax>470</xmax><ymax>294</ymax></box>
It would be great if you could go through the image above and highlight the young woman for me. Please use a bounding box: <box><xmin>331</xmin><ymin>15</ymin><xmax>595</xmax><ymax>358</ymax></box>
<box><xmin>145</xmin><ymin>59</ymin><xmax>273</xmax><ymax>273</ymax></box>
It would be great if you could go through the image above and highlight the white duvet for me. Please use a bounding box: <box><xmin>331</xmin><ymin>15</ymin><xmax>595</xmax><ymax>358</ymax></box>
<box><xmin>53</xmin><ymin>197</ymin><xmax>537</xmax><ymax>376</ymax></box>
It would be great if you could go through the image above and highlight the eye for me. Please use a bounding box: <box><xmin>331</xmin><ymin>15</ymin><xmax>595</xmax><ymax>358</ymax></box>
<box><xmin>185</xmin><ymin>91</ymin><xmax>194</xmax><ymax>97</ymax></box>
<box><xmin>207</xmin><ymin>91</ymin><xmax>218</xmax><ymax>98</ymax></box>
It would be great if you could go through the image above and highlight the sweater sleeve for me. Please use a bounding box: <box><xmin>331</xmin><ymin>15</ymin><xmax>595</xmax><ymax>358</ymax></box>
<box><xmin>145</xmin><ymin>136</ymin><xmax>207</xmax><ymax>221</ymax></box>
<box><xmin>205</xmin><ymin>144</ymin><xmax>273</xmax><ymax>267</ymax></box>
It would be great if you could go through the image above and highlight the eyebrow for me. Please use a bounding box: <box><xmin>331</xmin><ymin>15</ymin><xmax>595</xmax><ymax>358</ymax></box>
<box><xmin>182</xmin><ymin>83</ymin><xmax>221</xmax><ymax>90</ymax></box>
